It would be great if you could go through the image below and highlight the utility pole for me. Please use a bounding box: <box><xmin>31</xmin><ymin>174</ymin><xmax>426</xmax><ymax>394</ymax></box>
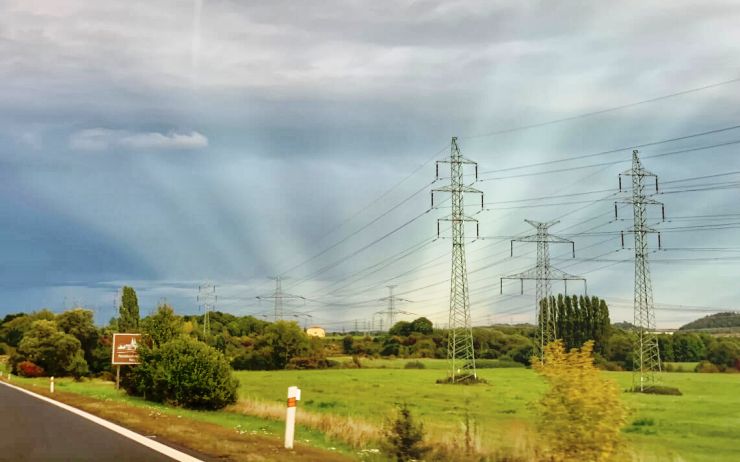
<box><xmin>501</xmin><ymin>220</ymin><xmax>586</xmax><ymax>361</ymax></box>
<box><xmin>431</xmin><ymin>137</ymin><xmax>483</xmax><ymax>383</ymax></box>
<box><xmin>376</xmin><ymin>286</ymin><xmax>413</xmax><ymax>332</ymax></box>
<box><xmin>197</xmin><ymin>283</ymin><xmax>217</xmax><ymax>338</ymax></box>
<box><xmin>256</xmin><ymin>276</ymin><xmax>305</xmax><ymax>322</ymax></box>
<box><xmin>616</xmin><ymin>149</ymin><xmax>664</xmax><ymax>391</ymax></box>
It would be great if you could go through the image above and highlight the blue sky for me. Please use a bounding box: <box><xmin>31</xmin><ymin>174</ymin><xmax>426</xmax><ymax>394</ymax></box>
<box><xmin>1</xmin><ymin>0</ymin><xmax>739</xmax><ymax>328</ymax></box>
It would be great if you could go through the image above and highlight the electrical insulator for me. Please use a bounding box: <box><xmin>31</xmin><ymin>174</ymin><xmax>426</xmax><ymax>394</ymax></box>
<box><xmin>661</xmin><ymin>204</ymin><xmax>665</xmax><ymax>220</ymax></box>
<box><xmin>618</xmin><ymin>175</ymin><xmax>622</xmax><ymax>192</ymax></box>
<box><xmin>620</xmin><ymin>231</ymin><xmax>625</xmax><ymax>248</ymax></box>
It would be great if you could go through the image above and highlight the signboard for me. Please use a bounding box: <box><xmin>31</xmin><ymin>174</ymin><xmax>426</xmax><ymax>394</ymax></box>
<box><xmin>111</xmin><ymin>333</ymin><xmax>141</xmax><ymax>365</ymax></box>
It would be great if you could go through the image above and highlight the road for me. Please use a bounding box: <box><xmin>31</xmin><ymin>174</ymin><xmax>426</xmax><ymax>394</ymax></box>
<box><xmin>0</xmin><ymin>381</ymin><xmax>203</xmax><ymax>461</ymax></box>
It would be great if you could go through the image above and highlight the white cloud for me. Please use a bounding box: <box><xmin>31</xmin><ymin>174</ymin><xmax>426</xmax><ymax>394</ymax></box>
<box><xmin>69</xmin><ymin>128</ymin><xmax>208</xmax><ymax>151</ymax></box>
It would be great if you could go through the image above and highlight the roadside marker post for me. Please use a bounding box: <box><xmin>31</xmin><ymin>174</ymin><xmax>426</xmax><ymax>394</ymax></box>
<box><xmin>284</xmin><ymin>386</ymin><xmax>301</xmax><ymax>449</ymax></box>
<box><xmin>50</xmin><ymin>376</ymin><xmax>54</xmax><ymax>394</ymax></box>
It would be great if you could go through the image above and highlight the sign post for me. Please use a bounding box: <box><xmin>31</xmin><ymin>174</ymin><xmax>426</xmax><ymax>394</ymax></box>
<box><xmin>111</xmin><ymin>333</ymin><xmax>141</xmax><ymax>390</ymax></box>
<box><xmin>284</xmin><ymin>386</ymin><xmax>301</xmax><ymax>449</ymax></box>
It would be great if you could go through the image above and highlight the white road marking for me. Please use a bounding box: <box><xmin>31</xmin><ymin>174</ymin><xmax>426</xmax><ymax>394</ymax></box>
<box><xmin>0</xmin><ymin>380</ymin><xmax>203</xmax><ymax>462</ymax></box>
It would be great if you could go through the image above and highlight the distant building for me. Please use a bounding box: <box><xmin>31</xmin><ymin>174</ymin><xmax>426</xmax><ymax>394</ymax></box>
<box><xmin>306</xmin><ymin>326</ymin><xmax>326</xmax><ymax>338</ymax></box>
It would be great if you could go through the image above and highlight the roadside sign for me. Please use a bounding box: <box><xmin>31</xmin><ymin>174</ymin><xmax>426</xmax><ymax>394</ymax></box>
<box><xmin>111</xmin><ymin>333</ymin><xmax>141</xmax><ymax>365</ymax></box>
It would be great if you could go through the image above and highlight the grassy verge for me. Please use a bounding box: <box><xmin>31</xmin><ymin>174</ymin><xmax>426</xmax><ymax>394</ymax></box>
<box><xmin>0</xmin><ymin>375</ymin><xmax>358</xmax><ymax>461</ymax></box>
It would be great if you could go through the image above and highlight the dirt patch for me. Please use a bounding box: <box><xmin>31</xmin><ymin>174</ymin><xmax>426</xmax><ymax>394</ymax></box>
<box><xmin>5</xmin><ymin>381</ymin><xmax>351</xmax><ymax>462</ymax></box>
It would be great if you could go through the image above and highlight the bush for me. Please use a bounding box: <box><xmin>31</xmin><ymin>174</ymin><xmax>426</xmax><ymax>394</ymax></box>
<box><xmin>628</xmin><ymin>385</ymin><xmax>682</xmax><ymax>396</ymax></box>
<box><xmin>534</xmin><ymin>341</ymin><xmax>626</xmax><ymax>462</ymax></box>
<box><xmin>382</xmin><ymin>404</ymin><xmax>429</xmax><ymax>462</ymax></box>
<box><xmin>126</xmin><ymin>337</ymin><xmax>239</xmax><ymax>410</ymax></box>
<box><xmin>404</xmin><ymin>360</ymin><xmax>425</xmax><ymax>369</ymax></box>
<box><xmin>695</xmin><ymin>360</ymin><xmax>721</xmax><ymax>373</ymax></box>
<box><xmin>17</xmin><ymin>361</ymin><xmax>44</xmax><ymax>377</ymax></box>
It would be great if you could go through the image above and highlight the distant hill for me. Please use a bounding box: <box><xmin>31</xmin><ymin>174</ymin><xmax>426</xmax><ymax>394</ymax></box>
<box><xmin>679</xmin><ymin>312</ymin><xmax>740</xmax><ymax>331</ymax></box>
<box><xmin>612</xmin><ymin>321</ymin><xmax>637</xmax><ymax>331</ymax></box>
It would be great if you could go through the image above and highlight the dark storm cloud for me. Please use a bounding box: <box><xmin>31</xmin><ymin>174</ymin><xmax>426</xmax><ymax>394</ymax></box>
<box><xmin>0</xmin><ymin>0</ymin><xmax>739</xmax><ymax>325</ymax></box>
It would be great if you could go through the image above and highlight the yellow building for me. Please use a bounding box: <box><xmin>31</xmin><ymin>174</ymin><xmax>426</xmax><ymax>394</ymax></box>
<box><xmin>305</xmin><ymin>326</ymin><xmax>326</xmax><ymax>338</ymax></box>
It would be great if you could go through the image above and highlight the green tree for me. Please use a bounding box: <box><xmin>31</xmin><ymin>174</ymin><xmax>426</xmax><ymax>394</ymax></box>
<box><xmin>13</xmin><ymin>320</ymin><xmax>88</xmax><ymax>377</ymax></box>
<box><xmin>706</xmin><ymin>338</ymin><xmax>740</xmax><ymax>369</ymax></box>
<box><xmin>673</xmin><ymin>333</ymin><xmax>706</xmax><ymax>362</ymax></box>
<box><xmin>141</xmin><ymin>303</ymin><xmax>183</xmax><ymax>347</ymax></box>
<box><xmin>57</xmin><ymin>308</ymin><xmax>99</xmax><ymax>367</ymax></box>
<box><xmin>382</xmin><ymin>404</ymin><xmax>429</xmax><ymax>462</ymax></box>
<box><xmin>389</xmin><ymin>321</ymin><xmax>413</xmax><ymax>336</ymax></box>
<box><xmin>409</xmin><ymin>317</ymin><xmax>433</xmax><ymax>335</ymax></box>
<box><xmin>118</xmin><ymin>286</ymin><xmax>140</xmax><ymax>332</ymax></box>
<box><xmin>0</xmin><ymin>310</ymin><xmax>56</xmax><ymax>347</ymax></box>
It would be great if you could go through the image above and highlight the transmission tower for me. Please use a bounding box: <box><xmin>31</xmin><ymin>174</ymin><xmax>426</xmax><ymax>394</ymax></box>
<box><xmin>376</xmin><ymin>286</ymin><xmax>413</xmax><ymax>332</ymax></box>
<box><xmin>197</xmin><ymin>283</ymin><xmax>217</xmax><ymax>338</ymax></box>
<box><xmin>431</xmin><ymin>136</ymin><xmax>483</xmax><ymax>383</ymax></box>
<box><xmin>501</xmin><ymin>220</ymin><xmax>586</xmax><ymax>361</ymax></box>
<box><xmin>256</xmin><ymin>276</ymin><xmax>305</xmax><ymax>321</ymax></box>
<box><xmin>615</xmin><ymin>149</ymin><xmax>665</xmax><ymax>391</ymax></box>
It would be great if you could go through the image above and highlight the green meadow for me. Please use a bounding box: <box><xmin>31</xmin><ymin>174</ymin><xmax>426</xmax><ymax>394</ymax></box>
<box><xmin>234</xmin><ymin>360</ymin><xmax>740</xmax><ymax>462</ymax></box>
<box><xmin>4</xmin><ymin>360</ymin><xmax>738</xmax><ymax>461</ymax></box>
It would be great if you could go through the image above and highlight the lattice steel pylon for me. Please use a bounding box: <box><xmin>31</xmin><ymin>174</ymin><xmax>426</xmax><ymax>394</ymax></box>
<box><xmin>616</xmin><ymin>149</ymin><xmax>665</xmax><ymax>391</ymax></box>
<box><xmin>197</xmin><ymin>283</ymin><xmax>217</xmax><ymax>338</ymax></box>
<box><xmin>256</xmin><ymin>276</ymin><xmax>305</xmax><ymax>321</ymax></box>
<box><xmin>500</xmin><ymin>220</ymin><xmax>586</xmax><ymax>361</ymax></box>
<box><xmin>431</xmin><ymin>137</ymin><xmax>483</xmax><ymax>383</ymax></box>
<box><xmin>376</xmin><ymin>285</ymin><xmax>413</xmax><ymax>332</ymax></box>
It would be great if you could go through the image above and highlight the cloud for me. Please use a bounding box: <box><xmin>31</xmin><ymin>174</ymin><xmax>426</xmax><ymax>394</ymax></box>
<box><xmin>69</xmin><ymin>128</ymin><xmax>208</xmax><ymax>151</ymax></box>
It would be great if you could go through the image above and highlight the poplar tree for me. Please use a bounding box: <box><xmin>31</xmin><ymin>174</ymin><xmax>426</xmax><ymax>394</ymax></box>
<box><xmin>118</xmin><ymin>286</ymin><xmax>140</xmax><ymax>332</ymax></box>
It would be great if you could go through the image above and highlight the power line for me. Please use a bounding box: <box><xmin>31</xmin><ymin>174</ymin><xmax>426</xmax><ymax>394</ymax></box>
<box><xmin>465</xmin><ymin>76</ymin><xmax>740</xmax><ymax>139</ymax></box>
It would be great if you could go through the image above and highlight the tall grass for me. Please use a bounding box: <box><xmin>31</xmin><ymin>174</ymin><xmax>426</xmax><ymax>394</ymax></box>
<box><xmin>228</xmin><ymin>398</ymin><xmax>381</xmax><ymax>448</ymax></box>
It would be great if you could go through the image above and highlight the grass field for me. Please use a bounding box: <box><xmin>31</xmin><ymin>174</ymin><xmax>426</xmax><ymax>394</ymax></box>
<box><xmin>234</xmin><ymin>360</ymin><xmax>740</xmax><ymax>461</ymax></box>
<box><xmin>3</xmin><ymin>360</ymin><xmax>738</xmax><ymax>461</ymax></box>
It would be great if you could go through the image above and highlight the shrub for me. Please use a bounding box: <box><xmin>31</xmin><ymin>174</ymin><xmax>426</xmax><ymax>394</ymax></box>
<box><xmin>404</xmin><ymin>360</ymin><xmax>425</xmax><ymax>369</ymax></box>
<box><xmin>126</xmin><ymin>337</ymin><xmax>239</xmax><ymax>410</ymax></box>
<box><xmin>628</xmin><ymin>385</ymin><xmax>682</xmax><ymax>396</ymax></box>
<box><xmin>17</xmin><ymin>361</ymin><xmax>45</xmax><ymax>377</ymax></box>
<box><xmin>695</xmin><ymin>360</ymin><xmax>721</xmax><ymax>373</ymax></box>
<box><xmin>533</xmin><ymin>340</ymin><xmax>627</xmax><ymax>462</ymax></box>
<box><xmin>382</xmin><ymin>404</ymin><xmax>429</xmax><ymax>462</ymax></box>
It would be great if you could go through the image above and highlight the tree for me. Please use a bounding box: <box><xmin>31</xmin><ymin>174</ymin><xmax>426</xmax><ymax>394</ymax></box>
<box><xmin>382</xmin><ymin>404</ymin><xmax>429</xmax><ymax>462</ymax></box>
<box><xmin>57</xmin><ymin>308</ymin><xmax>99</xmax><ymax>368</ymax></box>
<box><xmin>0</xmin><ymin>310</ymin><xmax>56</xmax><ymax>347</ymax></box>
<box><xmin>549</xmin><ymin>294</ymin><xmax>611</xmax><ymax>353</ymax></box>
<box><xmin>410</xmin><ymin>317</ymin><xmax>433</xmax><ymax>335</ymax></box>
<box><xmin>673</xmin><ymin>333</ymin><xmax>706</xmax><ymax>362</ymax></box>
<box><xmin>141</xmin><ymin>303</ymin><xmax>183</xmax><ymax>347</ymax></box>
<box><xmin>389</xmin><ymin>321</ymin><xmax>413</xmax><ymax>337</ymax></box>
<box><xmin>13</xmin><ymin>320</ymin><xmax>88</xmax><ymax>377</ymax></box>
<box><xmin>706</xmin><ymin>338</ymin><xmax>740</xmax><ymax>369</ymax></box>
<box><xmin>533</xmin><ymin>340</ymin><xmax>627</xmax><ymax>461</ymax></box>
<box><xmin>118</xmin><ymin>286</ymin><xmax>140</xmax><ymax>332</ymax></box>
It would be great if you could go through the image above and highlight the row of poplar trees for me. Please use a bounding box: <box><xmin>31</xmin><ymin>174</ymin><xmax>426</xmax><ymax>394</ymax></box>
<box><xmin>539</xmin><ymin>294</ymin><xmax>611</xmax><ymax>353</ymax></box>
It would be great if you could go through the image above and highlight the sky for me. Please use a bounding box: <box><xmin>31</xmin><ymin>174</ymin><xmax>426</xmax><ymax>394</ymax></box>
<box><xmin>1</xmin><ymin>0</ymin><xmax>739</xmax><ymax>329</ymax></box>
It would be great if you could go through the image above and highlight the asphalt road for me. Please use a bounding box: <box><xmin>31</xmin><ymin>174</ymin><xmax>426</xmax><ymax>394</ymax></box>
<box><xmin>0</xmin><ymin>382</ymin><xmax>199</xmax><ymax>461</ymax></box>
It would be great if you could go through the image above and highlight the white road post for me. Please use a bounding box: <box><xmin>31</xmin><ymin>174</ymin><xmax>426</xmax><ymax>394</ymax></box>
<box><xmin>284</xmin><ymin>385</ymin><xmax>301</xmax><ymax>449</ymax></box>
<box><xmin>50</xmin><ymin>376</ymin><xmax>55</xmax><ymax>394</ymax></box>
